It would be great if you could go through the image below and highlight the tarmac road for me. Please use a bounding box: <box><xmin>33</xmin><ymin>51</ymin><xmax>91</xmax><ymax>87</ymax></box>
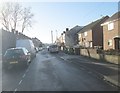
<box><xmin>2</xmin><ymin>49</ymin><xmax>118</xmax><ymax>92</ymax></box>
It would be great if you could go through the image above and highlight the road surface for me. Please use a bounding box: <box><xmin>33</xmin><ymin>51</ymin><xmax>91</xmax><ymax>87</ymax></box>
<box><xmin>2</xmin><ymin>49</ymin><xmax>118</xmax><ymax>91</ymax></box>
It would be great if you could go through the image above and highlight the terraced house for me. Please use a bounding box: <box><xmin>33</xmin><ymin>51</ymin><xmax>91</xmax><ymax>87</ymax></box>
<box><xmin>77</xmin><ymin>16</ymin><xmax>109</xmax><ymax>49</ymax></box>
<box><xmin>101</xmin><ymin>11</ymin><xmax>120</xmax><ymax>50</ymax></box>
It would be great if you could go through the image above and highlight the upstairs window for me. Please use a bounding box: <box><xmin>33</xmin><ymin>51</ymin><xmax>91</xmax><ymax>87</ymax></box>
<box><xmin>108</xmin><ymin>22</ymin><xmax>114</xmax><ymax>31</ymax></box>
<box><xmin>84</xmin><ymin>32</ymin><xmax>87</xmax><ymax>36</ymax></box>
<box><xmin>78</xmin><ymin>34</ymin><xmax>81</xmax><ymax>39</ymax></box>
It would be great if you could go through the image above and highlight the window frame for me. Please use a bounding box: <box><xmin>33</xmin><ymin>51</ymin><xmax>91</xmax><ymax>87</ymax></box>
<box><xmin>108</xmin><ymin>22</ymin><xmax>114</xmax><ymax>31</ymax></box>
<box><xmin>84</xmin><ymin>32</ymin><xmax>87</xmax><ymax>36</ymax></box>
<box><xmin>108</xmin><ymin>39</ymin><xmax>112</xmax><ymax>46</ymax></box>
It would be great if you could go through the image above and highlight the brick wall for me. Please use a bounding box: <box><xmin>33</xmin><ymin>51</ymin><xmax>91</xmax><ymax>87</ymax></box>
<box><xmin>103</xmin><ymin>20</ymin><xmax>119</xmax><ymax>50</ymax></box>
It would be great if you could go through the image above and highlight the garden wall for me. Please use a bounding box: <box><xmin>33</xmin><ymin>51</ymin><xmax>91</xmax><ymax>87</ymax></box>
<box><xmin>80</xmin><ymin>49</ymin><xmax>119</xmax><ymax>64</ymax></box>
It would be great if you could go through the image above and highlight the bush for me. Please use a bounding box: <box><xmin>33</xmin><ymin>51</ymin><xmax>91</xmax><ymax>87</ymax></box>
<box><xmin>96</xmin><ymin>48</ymin><xmax>120</xmax><ymax>55</ymax></box>
<box><xmin>104</xmin><ymin>49</ymin><xmax>120</xmax><ymax>55</ymax></box>
<box><xmin>64</xmin><ymin>47</ymin><xmax>68</xmax><ymax>54</ymax></box>
<box><xmin>68</xmin><ymin>48</ymin><xmax>74</xmax><ymax>55</ymax></box>
<box><xmin>96</xmin><ymin>49</ymin><xmax>103</xmax><ymax>54</ymax></box>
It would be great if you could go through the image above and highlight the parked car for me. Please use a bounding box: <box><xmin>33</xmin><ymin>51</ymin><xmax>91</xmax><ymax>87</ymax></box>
<box><xmin>16</xmin><ymin>39</ymin><xmax>36</xmax><ymax>59</ymax></box>
<box><xmin>39</xmin><ymin>47</ymin><xmax>43</xmax><ymax>51</ymax></box>
<box><xmin>3</xmin><ymin>47</ymin><xmax>31</xmax><ymax>69</ymax></box>
<box><xmin>47</xmin><ymin>46</ymin><xmax>49</xmax><ymax>51</ymax></box>
<box><xmin>35</xmin><ymin>47</ymin><xmax>39</xmax><ymax>53</ymax></box>
<box><xmin>48</xmin><ymin>44</ymin><xmax>59</xmax><ymax>53</ymax></box>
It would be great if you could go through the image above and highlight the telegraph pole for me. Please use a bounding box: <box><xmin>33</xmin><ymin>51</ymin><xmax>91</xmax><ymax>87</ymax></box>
<box><xmin>56</xmin><ymin>30</ymin><xmax>58</xmax><ymax>40</ymax></box>
<box><xmin>51</xmin><ymin>30</ymin><xmax>53</xmax><ymax>44</ymax></box>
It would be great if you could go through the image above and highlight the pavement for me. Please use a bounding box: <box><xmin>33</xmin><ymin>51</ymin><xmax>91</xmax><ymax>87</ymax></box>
<box><xmin>58</xmin><ymin>51</ymin><xmax>120</xmax><ymax>88</ymax></box>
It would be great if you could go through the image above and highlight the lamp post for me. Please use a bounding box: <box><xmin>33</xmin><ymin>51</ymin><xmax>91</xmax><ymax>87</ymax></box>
<box><xmin>51</xmin><ymin>30</ymin><xmax>53</xmax><ymax>44</ymax></box>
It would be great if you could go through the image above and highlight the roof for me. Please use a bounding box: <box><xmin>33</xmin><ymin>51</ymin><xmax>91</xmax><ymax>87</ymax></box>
<box><xmin>104</xmin><ymin>11</ymin><xmax>120</xmax><ymax>22</ymax></box>
<box><xmin>66</xmin><ymin>25</ymin><xmax>83</xmax><ymax>35</ymax></box>
<box><xmin>77</xmin><ymin>16</ymin><xmax>109</xmax><ymax>33</ymax></box>
<box><xmin>7</xmin><ymin>47</ymin><xmax>26</xmax><ymax>50</ymax></box>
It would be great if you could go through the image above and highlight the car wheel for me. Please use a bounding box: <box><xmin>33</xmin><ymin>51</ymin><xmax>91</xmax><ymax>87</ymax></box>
<box><xmin>28</xmin><ymin>56</ymin><xmax>31</xmax><ymax>63</ymax></box>
<box><xmin>24</xmin><ymin>60</ymin><xmax>29</xmax><ymax>68</ymax></box>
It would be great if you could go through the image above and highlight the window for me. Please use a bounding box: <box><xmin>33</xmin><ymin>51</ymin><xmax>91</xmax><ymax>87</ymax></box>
<box><xmin>79</xmin><ymin>34</ymin><xmax>81</xmax><ymax>39</ymax></box>
<box><xmin>85</xmin><ymin>42</ymin><xmax>89</xmax><ymax>47</ymax></box>
<box><xmin>90</xmin><ymin>42</ymin><xmax>92</xmax><ymax>47</ymax></box>
<box><xmin>84</xmin><ymin>32</ymin><xmax>87</xmax><ymax>36</ymax></box>
<box><xmin>108</xmin><ymin>22</ymin><xmax>114</xmax><ymax>30</ymax></box>
<box><xmin>108</xmin><ymin>40</ymin><xmax>112</xmax><ymax>46</ymax></box>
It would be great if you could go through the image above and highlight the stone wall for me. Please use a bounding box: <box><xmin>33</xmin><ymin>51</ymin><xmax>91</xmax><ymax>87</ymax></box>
<box><xmin>80</xmin><ymin>49</ymin><xmax>119</xmax><ymax>64</ymax></box>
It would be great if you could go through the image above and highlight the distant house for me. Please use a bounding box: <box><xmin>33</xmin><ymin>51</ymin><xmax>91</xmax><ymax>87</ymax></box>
<box><xmin>55</xmin><ymin>35</ymin><xmax>63</xmax><ymax>46</ymax></box>
<box><xmin>57</xmin><ymin>30</ymin><xmax>66</xmax><ymax>50</ymax></box>
<box><xmin>65</xmin><ymin>25</ymin><xmax>83</xmax><ymax>48</ymax></box>
<box><xmin>77</xmin><ymin>16</ymin><xmax>109</xmax><ymax>49</ymax></box>
<box><xmin>32</xmin><ymin>37</ymin><xmax>42</xmax><ymax>48</ymax></box>
<box><xmin>101</xmin><ymin>11</ymin><xmax>120</xmax><ymax>50</ymax></box>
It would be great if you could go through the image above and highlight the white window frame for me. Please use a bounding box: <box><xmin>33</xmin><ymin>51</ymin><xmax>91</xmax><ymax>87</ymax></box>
<box><xmin>79</xmin><ymin>34</ymin><xmax>81</xmax><ymax>39</ymax></box>
<box><xmin>108</xmin><ymin>39</ymin><xmax>112</xmax><ymax>46</ymax></box>
<box><xmin>84</xmin><ymin>32</ymin><xmax>87</xmax><ymax>36</ymax></box>
<box><xmin>90</xmin><ymin>42</ymin><xmax>92</xmax><ymax>47</ymax></box>
<box><xmin>108</xmin><ymin>22</ymin><xmax>114</xmax><ymax>31</ymax></box>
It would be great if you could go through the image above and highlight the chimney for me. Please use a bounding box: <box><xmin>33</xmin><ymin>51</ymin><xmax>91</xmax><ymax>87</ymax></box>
<box><xmin>66</xmin><ymin>28</ymin><xmax>69</xmax><ymax>31</ymax></box>
<box><xmin>63</xmin><ymin>31</ymin><xmax>66</xmax><ymax>34</ymax></box>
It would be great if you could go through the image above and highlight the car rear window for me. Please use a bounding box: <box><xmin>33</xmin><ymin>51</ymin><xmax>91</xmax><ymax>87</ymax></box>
<box><xmin>49</xmin><ymin>45</ymin><xmax>57</xmax><ymax>48</ymax></box>
<box><xmin>4</xmin><ymin>49</ymin><xmax>24</xmax><ymax>57</ymax></box>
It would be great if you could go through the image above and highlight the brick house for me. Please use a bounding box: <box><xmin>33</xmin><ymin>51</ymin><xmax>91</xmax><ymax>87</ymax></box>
<box><xmin>101</xmin><ymin>11</ymin><xmax>120</xmax><ymax>50</ymax></box>
<box><xmin>77</xmin><ymin>16</ymin><xmax>109</xmax><ymax>49</ymax></box>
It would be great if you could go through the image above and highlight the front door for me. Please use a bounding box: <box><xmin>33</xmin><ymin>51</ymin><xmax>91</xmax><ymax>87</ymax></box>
<box><xmin>119</xmin><ymin>40</ymin><xmax>120</xmax><ymax>49</ymax></box>
<box><xmin>114</xmin><ymin>38</ymin><xmax>120</xmax><ymax>50</ymax></box>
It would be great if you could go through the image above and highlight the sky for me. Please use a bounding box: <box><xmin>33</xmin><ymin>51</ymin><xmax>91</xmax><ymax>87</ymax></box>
<box><xmin>0</xmin><ymin>1</ymin><xmax>119</xmax><ymax>43</ymax></box>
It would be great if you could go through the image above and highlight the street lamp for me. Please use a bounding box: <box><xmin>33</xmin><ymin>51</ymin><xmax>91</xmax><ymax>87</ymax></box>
<box><xmin>51</xmin><ymin>30</ymin><xmax>53</xmax><ymax>44</ymax></box>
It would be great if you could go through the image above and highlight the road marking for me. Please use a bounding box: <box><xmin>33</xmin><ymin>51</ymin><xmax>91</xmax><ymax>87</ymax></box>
<box><xmin>22</xmin><ymin>74</ymin><xmax>26</xmax><ymax>78</ymax></box>
<box><xmin>19</xmin><ymin>80</ymin><xmax>22</xmax><ymax>85</ymax></box>
<box><xmin>14</xmin><ymin>88</ymin><xmax>17</xmax><ymax>93</ymax></box>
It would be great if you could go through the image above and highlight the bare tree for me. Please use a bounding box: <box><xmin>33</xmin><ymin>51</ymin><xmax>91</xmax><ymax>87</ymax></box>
<box><xmin>10</xmin><ymin>3</ymin><xmax>22</xmax><ymax>31</ymax></box>
<box><xmin>0</xmin><ymin>3</ymin><xmax>34</xmax><ymax>33</ymax></box>
<box><xmin>0</xmin><ymin>3</ymin><xmax>12</xmax><ymax>31</ymax></box>
<box><xmin>21</xmin><ymin>7</ymin><xmax>34</xmax><ymax>33</ymax></box>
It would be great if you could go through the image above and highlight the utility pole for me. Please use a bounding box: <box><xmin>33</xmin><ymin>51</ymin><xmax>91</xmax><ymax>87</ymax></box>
<box><xmin>56</xmin><ymin>30</ymin><xmax>58</xmax><ymax>40</ymax></box>
<box><xmin>51</xmin><ymin>30</ymin><xmax>53</xmax><ymax>44</ymax></box>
